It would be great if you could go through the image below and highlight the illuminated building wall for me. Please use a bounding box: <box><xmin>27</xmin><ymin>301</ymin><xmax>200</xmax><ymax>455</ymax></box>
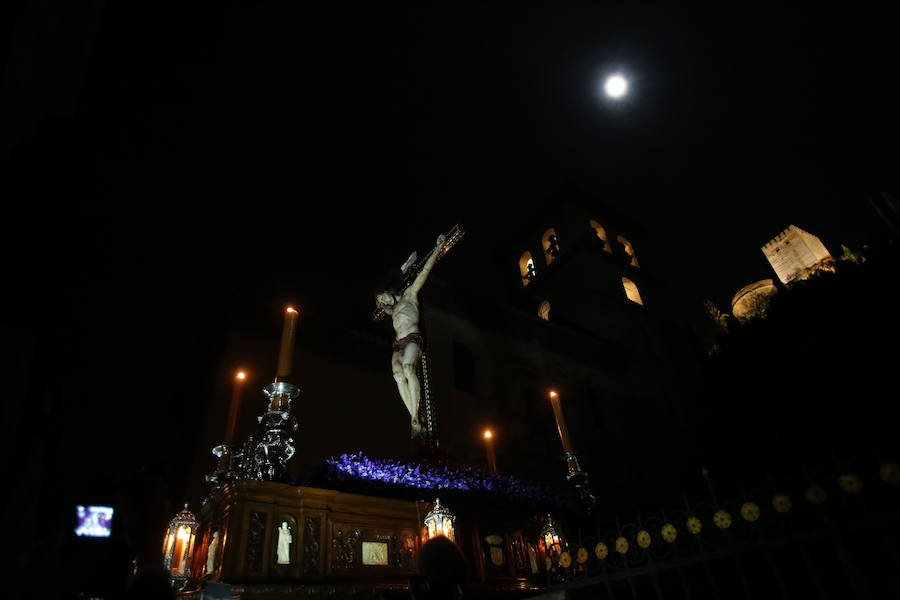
<box><xmin>761</xmin><ymin>225</ymin><xmax>832</xmax><ymax>284</ymax></box>
<box><xmin>506</xmin><ymin>198</ymin><xmax>656</xmax><ymax>348</ymax></box>
<box><xmin>731</xmin><ymin>279</ymin><xmax>777</xmax><ymax>320</ymax></box>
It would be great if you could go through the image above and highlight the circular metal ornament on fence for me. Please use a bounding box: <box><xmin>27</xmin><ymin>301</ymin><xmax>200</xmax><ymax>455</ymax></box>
<box><xmin>661</xmin><ymin>523</ymin><xmax>678</xmax><ymax>542</ymax></box>
<box><xmin>805</xmin><ymin>484</ymin><xmax>827</xmax><ymax>504</ymax></box>
<box><xmin>595</xmin><ymin>542</ymin><xmax>608</xmax><ymax>559</ymax></box>
<box><xmin>576</xmin><ymin>547</ymin><xmax>589</xmax><ymax>564</ymax></box>
<box><xmin>636</xmin><ymin>530</ymin><xmax>652</xmax><ymax>548</ymax></box>
<box><xmin>713</xmin><ymin>510</ymin><xmax>732</xmax><ymax>529</ymax></box>
<box><xmin>740</xmin><ymin>502</ymin><xmax>760</xmax><ymax>522</ymax></box>
<box><xmin>772</xmin><ymin>493</ymin><xmax>792</xmax><ymax>513</ymax></box>
<box><xmin>559</xmin><ymin>551</ymin><xmax>572</xmax><ymax>568</ymax></box>
<box><xmin>615</xmin><ymin>536</ymin><xmax>629</xmax><ymax>554</ymax></box>
<box><xmin>880</xmin><ymin>463</ymin><xmax>900</xmax><ymax>486</ymax></box>
<box><xmin>838</xmin><ymin>473</ymin><xmax>863</xmax><ymax>494</ymax></box>
<box><xmin>686</xmin><ymin>516</ymin><xmax>703</xmax><ymax>534</ymax></box>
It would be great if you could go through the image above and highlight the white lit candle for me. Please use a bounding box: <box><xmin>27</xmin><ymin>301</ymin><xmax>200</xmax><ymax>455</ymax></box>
<box><xmin>549</xmin><ymin>391</ymin><xmax>574</xmax><ymax>453</ymax></box>
<box><xmin>483</xmin><ymin>430</ymin><xmax>497</xmax><ymax>474</ymax></box>
<box><xmin>276</xmin><ymin>307</ymin><xmax>299</xmax><ymax>379</ymax></box>
<box><xmin>172</xmin><ymin>527</ymin><xmax>187</xmax><ymax>573</ymax></box>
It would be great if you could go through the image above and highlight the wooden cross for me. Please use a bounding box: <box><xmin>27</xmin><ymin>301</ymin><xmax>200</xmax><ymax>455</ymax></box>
<box><xmin>371</xmin><ymin>223</ymin><xmax>465</xmax><ymax>322</ymax></box>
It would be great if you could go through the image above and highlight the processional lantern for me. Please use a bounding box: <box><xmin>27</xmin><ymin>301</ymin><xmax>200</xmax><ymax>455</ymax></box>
<box><xmin>423</xmin><ymin>498</ymin><xmax>456</xmax><ymax>543</ymax></box>
<box><xmin>540</xmin><ymin>513</ymin><xmax>565</xmax><ymax>559</ymax></box>
<box><xmin>163</xmin><ymin>503</ymin><xmax>199</xmax><ymax>590</ymax></box>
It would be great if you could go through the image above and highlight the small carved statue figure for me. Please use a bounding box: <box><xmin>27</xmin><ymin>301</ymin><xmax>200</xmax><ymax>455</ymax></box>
<box><xmin>277</xmin><ymin>522</ymin><xmax>292</xmax><ymax>565</ymax></box>
<box><xmin>484</xmin><ymin>534</ymin><xmax>506</xmax><ymax>569</ymax></box>
<box><xmin>375</xmin><ymin>234</ymin><xmax>446</xmax><ymax>438</ymax></box>
<box><xmin>524</xmin><ymin>260</ymin><xmax>536</xmax><ymax>282</ymax></box>
<box><xmin>528</xmin><ymin>543</ymin><xmax>539</xmax><ymax>574</ymax></box>
<box><xmin>206</xmin><ymin>531</ymin><xmax>218</xmax><ymax>575</ymax></box>
<box><xmin>546</xmin><ymin>234</ymin><xmax>560</xmax><ymax>258</ymax></box>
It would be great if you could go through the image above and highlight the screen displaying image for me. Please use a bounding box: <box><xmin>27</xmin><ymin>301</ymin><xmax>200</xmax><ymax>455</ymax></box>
<box><xmin>75</xmin><ymin>505</ymin><xmax>113</xmax><ymax>538</ymax></box>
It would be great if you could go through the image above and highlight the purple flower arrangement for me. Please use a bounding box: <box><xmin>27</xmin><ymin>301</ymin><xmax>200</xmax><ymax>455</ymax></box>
<box><xmin>315</xmin><ymin>452</ymin><xmax>571</xmax><ymax>510</ymax></box>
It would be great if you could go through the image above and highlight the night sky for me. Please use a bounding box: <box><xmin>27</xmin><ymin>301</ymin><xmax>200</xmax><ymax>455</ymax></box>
<box><xmin>4</xmin><ymin>4</ymin><xmax>898</xmax><ymax>504</ymax></box>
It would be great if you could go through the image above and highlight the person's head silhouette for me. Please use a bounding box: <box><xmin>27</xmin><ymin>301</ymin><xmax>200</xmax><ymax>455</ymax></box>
<box><xmin>411</xmin><ymin>536</ymin><xmax>468</xmax><ymax>600</ymax></box>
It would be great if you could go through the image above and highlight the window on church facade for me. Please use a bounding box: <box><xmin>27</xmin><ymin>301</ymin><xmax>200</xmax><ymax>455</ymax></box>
<box><xmin>589</xmin><ymin>220</ymin><xmax>613</xmax><ymax>253</ymax></box>
<box><xmin>538</xmin><ymin>301</ymin><xmax>551</xmax><ymax>320</ymax></box>
<box><xmin>617</xmin><ymin>235</ymin><xmax>640</xmax><ymax>268</ymax></box>
<box><xmin>519</xmin><ymin>251</ymin><xmax>536</xmax><ymax>286</ymax></box>
<box><xmin>542</xmin><ymin>228</ymin><xmax>560</xmax><ymax>264</ymax></box>
<box><xmin>622</xmin><ymin>277</ymin><xmax>643</xmax><ymax>305</ymax></box>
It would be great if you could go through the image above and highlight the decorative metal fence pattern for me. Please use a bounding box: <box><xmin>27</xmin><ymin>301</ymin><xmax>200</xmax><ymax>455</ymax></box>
<box><xmin>541</xmin><ymin>462</ymin><xmax>900</xmax><ymax>598</ymax></box>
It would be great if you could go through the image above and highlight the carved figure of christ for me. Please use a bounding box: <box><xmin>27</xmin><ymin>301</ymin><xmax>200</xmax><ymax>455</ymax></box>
<box><xmin>376</xmin><ymin>234</ymin><xmax>446</xmax><ymax>438</ymax></box>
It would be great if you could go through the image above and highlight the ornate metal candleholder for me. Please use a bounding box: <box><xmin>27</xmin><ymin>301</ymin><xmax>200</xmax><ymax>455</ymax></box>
<box><xmin>240</xmin><ymin>381</ymin><xmax>299</xmax><ymax>482</ymax></box>
<box><xmin>563</xmin><ymin>451</ymin><xmax>596</xmax><ymax>510</ymax></box>
<box><xmin>203</xmin><ymin>443</ymin><xmax>242</xmax><ymax>503</ymax></box>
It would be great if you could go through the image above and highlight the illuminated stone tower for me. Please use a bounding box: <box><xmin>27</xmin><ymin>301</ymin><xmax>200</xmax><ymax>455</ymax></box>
<box><xmin>761</xmin><ymin>225</ymin><xmax>832</xmax><ymax>284</ymax></box>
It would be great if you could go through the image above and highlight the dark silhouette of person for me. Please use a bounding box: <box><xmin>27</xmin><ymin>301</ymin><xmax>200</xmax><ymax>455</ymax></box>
<box><xmin>118</xmin><ymin>470</ymin><xmax>175</xmax><ymax>600</ymax></box>
<box><xmin>410</xmin><ymin>536</ymin><xmax>469</xmax><ymax>600</ymax></box>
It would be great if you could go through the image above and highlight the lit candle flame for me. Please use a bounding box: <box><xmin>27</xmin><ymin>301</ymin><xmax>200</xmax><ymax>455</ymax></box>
<box><xmin>236</xmin><ymin>371</ymin><xmax>246</xmax><ymax>380</ymax></box>
<box><xmin>484</xmin><ymin>430</ymin><xmax>492</xmax><ymax>439</ymax></box>
<box><xmin>286</xmin><ymin>306</ymin><xmax>298</xmax><ymax>314</ymax></box>
<box><xmin>549</xmin><ymin>390</ymin><xmax>558</xmax><ymax>398</ymax></box>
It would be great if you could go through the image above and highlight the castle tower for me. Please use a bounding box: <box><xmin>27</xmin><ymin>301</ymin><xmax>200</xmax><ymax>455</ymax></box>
<box><xmin>761</xmin><ymin>225</ymin><xmax>832</xmax><ymax>284</ymax></box>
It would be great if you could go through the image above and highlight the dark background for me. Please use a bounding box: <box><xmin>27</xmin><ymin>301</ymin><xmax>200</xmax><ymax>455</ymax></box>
<box><xmin>2</xmin><ymin>0</ymin><xmax>898</xmax><ymax>557</ymax></box>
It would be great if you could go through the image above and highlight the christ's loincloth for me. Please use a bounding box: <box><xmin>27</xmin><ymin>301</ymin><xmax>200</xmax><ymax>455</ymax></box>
<box><xmin>393</xmin><ymin>331</ymin><xmax>425</xmax><ymax>353</ymax></box>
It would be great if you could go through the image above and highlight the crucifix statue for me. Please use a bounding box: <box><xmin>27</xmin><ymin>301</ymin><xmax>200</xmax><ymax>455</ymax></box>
<box><xmin>374</xmin><ymin>224</ymin><xmax>464</xmax><ymax>445</ymax></box>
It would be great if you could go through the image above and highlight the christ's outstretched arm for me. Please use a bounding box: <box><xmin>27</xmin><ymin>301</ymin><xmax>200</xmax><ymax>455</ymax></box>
<box><xmin>410</xmin><ymin>234</ymin><xmax>446</xmax><ymax>294</ymax></box>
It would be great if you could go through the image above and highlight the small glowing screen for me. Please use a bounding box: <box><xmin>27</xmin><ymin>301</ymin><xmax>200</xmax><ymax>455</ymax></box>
<box><xmin>75</xmin><ymin>505</ymin><xmax>113</xmax><ymax>538</ymax></box>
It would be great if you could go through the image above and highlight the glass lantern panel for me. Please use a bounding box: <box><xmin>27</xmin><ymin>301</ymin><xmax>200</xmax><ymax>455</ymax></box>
<box><xmin>441</xmin><ymin>517</ymin><xmax>453</xmax><ymax>539</ymax></box>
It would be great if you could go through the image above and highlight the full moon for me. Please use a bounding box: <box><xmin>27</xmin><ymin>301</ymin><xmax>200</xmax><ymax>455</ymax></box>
<box><xmin>603</xmin><ymin>73</ymin><xmax>628</xmax><ymax>98</ymax></box>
